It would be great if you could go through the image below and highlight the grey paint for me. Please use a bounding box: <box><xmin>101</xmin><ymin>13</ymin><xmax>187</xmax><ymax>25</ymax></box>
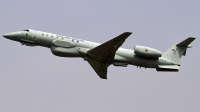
<box><xmin>4</xmin><ymin>29</ymin><xmax>194</xmax><ymax>79</ymax></box>
<box><xmin>1</xmin><ymin>0</ymin><xmax>199</xmax><ymax>112</ymax></box>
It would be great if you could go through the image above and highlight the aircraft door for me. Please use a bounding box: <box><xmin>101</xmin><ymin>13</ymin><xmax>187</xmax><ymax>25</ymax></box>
<box><xmin>33</xmin><ymin>31</ymin><xmax>38</xmax><ymax>40</ymax></box>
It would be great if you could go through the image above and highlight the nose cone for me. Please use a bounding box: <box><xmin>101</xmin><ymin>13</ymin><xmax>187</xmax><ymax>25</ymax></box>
<box><xmin>3</xmin><ymin>32</ymin><xmax>15</xmax><ymax>39</ymax></box>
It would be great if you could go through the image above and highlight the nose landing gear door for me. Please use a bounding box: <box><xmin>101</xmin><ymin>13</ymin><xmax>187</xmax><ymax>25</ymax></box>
<box><xmin>33</xmin><ymin>31</ymin><xmax>38</xmax><ymax>40</ymax></box>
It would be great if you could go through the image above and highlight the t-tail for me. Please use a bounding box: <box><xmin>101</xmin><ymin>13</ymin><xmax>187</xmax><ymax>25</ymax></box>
<box><xmin>157</xmin><ymin>37</ymin><xmax>196</xmax><ymax>71</ymax></box>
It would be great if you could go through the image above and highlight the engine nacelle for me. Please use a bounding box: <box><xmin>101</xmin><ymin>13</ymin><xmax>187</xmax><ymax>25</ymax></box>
<box><xmin>134</xmin><ymin>45</ymin><xmax>162</xmax><ymax>58</ymax></box>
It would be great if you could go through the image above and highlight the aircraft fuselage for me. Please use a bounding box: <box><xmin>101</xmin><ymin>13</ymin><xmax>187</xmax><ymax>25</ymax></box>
<box><xmin>3</xmin><ymin>29</ymin><xmax>178</xmax><ymax>69</ymax></box>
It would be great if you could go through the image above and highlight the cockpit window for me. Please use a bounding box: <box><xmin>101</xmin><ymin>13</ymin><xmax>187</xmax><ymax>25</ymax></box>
<box><xmin>23</xmin><ymin>29</ymin><xmax>29</xmax><ymax>36</ymax></box>
<box><xmin>23</xmin><ymin>29</ymin><xmax>29</xmax><ymax>32</ymax></box>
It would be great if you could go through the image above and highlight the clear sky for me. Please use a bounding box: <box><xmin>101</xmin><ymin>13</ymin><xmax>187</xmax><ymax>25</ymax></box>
<box><xmin>0</xmin><ymin>0</ymin><xmax>199</xmax><ymax>112</ymax></box>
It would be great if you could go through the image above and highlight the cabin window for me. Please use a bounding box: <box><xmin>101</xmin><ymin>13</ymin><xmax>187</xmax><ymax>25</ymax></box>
<box><xmin>42</xmin><ymin>33</ymin><xmax>44</xmax><ymax>36</ymax></box>
<box><xmin>56</xmin><ymin>35</ymin><xmax>59</xmax><ymax>38</ymax></box>
<box><xmin>46</xmin><ymin>34</ymin><xmax>48</xmax><ymax>36</ymax></box>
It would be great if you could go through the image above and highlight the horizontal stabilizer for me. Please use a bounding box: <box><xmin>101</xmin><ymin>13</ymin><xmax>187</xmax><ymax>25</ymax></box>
<box><xmin>156</xmin><ymin>65</ymin><xmax>179</xmax><ymax>72</ymax></box>
<box><xmin>176</xmin><ymin>37</ymin><xmax>196</xmax><ymax>47</ymax></box>
<box><xmin>156</xmin><ymin>68</ymin><xmax>179</xmax><ymax>72</ymax></box>
<box><xmin>158</xmin><ymin>65</ymin><xmax>180</xmax><ymax>69</ymax></box>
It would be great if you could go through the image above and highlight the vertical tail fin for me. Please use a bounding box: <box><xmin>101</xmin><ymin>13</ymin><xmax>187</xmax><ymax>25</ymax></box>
<box><xmin>162</xmin><ymin>37</ymin><xmax>196</xmax><ymax>63</ymax></box>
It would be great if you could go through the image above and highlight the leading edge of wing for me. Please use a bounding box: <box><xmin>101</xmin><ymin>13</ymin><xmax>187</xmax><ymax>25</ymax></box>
<box><xmin>113</xmin><ymin>32</ymin><xmax>132</xmax><ymax>41</ymax></box>
<box><xmin>87</xmin><ymin>32</ymin><xmax>132</xmax><ymax>62</ymax></box>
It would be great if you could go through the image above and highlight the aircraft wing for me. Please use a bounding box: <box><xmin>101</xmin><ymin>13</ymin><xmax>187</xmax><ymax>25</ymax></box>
<box><xmin>88</xmin><ymin>60</ymin><xmax>109</xmax><ymax>79</ymax></box>
<box><xmin>87</xmin><ymin>32</ymin><xmax>132</xmax><ymax>79</ymax></box>
<box><xmin>87</xmin><ymin>32</ymin><xmax>132</xmax><ymax>63</ymax></box>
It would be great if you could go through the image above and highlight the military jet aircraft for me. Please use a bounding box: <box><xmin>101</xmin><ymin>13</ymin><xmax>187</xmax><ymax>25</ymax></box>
<box><xmin>3</xmin><ymin>29</ymin><xmax>196</xmax><ymax>79</ymax></box>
